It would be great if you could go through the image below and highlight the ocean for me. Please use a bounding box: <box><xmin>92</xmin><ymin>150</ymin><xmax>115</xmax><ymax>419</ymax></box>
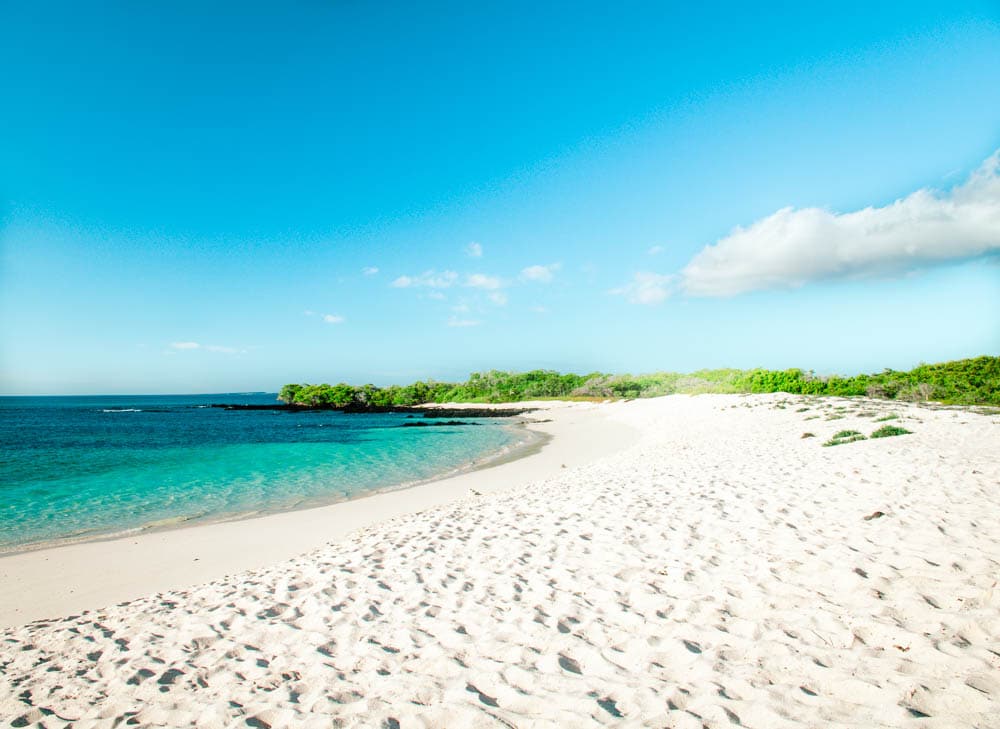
<box><xmin>0</xmin><ymin>394</ymin><xmax>525</xmax><ymax>552</ymax></box>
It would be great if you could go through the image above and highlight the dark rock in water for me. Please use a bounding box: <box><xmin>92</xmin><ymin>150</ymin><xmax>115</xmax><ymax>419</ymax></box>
<box><xmin>211</xmin><ymin>403</ymin><xmax>296</xmax><ymax>410</ymax></box>
<box><xmin>417</xmin><ymin>407</ymin><xmax>535</xmax><ymax>418</ymax></box>
<box><xmin>211</xmin><ymin>403</ymin><xmax>535</xmax><ymax>417</ymax></box>
<box><xmin>400</xmin><ymin>420</ymin><xmax>478</xmax><ymax>428</ymax></box>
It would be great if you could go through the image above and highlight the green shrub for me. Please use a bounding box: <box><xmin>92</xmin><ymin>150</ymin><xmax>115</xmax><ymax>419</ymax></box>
<box><xmin>823</xmin><ymin>430</ymin><xmax>867</xmax><ymax>447</ymax></box>
<box><xmin>870</xmin><ymin>425</ymin><xmax>912</xmax><ymax>439</ymax></box>
<box><xmin>278</xmin><ymin>356</ymin><xmax>999</xmax><ymax>407</ymax></box>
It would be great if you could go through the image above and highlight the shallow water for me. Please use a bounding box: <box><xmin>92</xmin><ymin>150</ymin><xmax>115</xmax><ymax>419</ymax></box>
<box><xmin>0</xmin><ymin>394</ymin><xmax>521</xmax><ymax>551</ymax></box>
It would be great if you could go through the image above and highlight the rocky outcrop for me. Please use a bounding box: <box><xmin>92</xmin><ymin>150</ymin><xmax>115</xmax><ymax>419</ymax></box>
<box><xmin>211</xmin><ymin>403</ymin><xmax>536</xmax><ymax>418</ymax></box>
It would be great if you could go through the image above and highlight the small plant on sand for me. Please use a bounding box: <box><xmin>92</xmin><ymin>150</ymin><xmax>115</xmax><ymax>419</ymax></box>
<box><xmin>801</xmin><ymin>432</ymin><xmax>815</xmax><ymax>438</ymax></box>
<box><xmin>870</xmin><ymin>425</ymin><xmax>912</xmax><ymax>439</ymax></box>
<box><xmin>874</xmin><ymin>413</ymin><xmax>899</xmax><ymax>422</ymax></box>
<box><xmin>823</xmin><ymin>430</ymin><xmax>867</xmax><ymax>447</ymax></box>
<box><xmin>825</xmin><ymin>414</ymin><xmax>845</xmax><ymax>421</ymax></box>
<box><xmin>804</xmin><ymin>414</ymin><xmax>820</xmax><ymax>420</ymax></box>
<box><xmin>796</xmin><ymin>407</ymin><xmax>810</xmax><ymax>412</ymax></box>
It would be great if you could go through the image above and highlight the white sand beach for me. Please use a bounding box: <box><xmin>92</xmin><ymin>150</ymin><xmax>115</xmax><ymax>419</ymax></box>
<box><xmin>2</xmin><ymin>394</ymin><xmax>999</xmax><ymax>728</ymax></box>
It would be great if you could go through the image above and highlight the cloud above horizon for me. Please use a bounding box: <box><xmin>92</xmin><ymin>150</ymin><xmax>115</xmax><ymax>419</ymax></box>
<box><xmin>610</xmin><ymin>272</ymin><xmax>674</xmax><ymax>305</ymax></box>
<box><xmin>520</xmin><ymin>263</ymin><xmax>560</xmax><ymax>283</ymax></box>
<box><xmin>304</xmin><ymin>310</ymin><xmax>345</xmax><ymax>324</ymax></box>
<box><xmin>465</xmin><ymin>273</ymin><xmax>503</xmax><ymax>290</ymax></box>
<box><xmin>391</xmin><ymin>270</ymin><xmax>459</xmax><ymax>289</ymax></box>
<box><xmin>680</xmin><ymin>151</ymin><xmax>1000</xmax><ymax>296</ymax></box>
<box><xmin>168</xmin><ymin>341</ymin><xmax>243</xmax><ymax>354</ymax></box>
<box><xmin>465</xmin><ymin>242</ymin><xmax>483</xmax><ymax>258</ymax></box>
<box><xmin>447</xmin><ymin>316</ymin><xmax>481</xmax><ymax>327</ymax></box>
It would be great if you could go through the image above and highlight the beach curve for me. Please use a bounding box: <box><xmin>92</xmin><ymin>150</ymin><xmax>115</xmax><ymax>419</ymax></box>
<box><xmin>1</xmin><ymin>394</ymin><xmax>999</xmax><ymax>727</ymax></box>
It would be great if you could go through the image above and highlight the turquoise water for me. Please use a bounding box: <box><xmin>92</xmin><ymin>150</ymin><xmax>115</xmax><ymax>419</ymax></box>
<box><xmin>0</xmin><ymin>394</ymin><xmax>523</xmax><ymax>551</ymax></box>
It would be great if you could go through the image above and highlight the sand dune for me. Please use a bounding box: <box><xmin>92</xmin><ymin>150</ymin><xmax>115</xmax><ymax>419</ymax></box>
<box><xmin>2</xmin><ymin>395</ymin><xmax>999</xmax><ymax>727</ymax></box>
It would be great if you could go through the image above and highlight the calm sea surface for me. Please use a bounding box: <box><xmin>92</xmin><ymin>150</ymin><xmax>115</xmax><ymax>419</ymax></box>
<box><xmin>0</xmin><ymin>394</ymin><xmax>523</xmax><ymax>552</ymax></box>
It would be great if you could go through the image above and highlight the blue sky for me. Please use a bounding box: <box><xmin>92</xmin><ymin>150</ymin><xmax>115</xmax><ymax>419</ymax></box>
<box><xmin>2</xmin><ymin>1</ymin><xmax>999</xmax><ymax>394</ymax></box>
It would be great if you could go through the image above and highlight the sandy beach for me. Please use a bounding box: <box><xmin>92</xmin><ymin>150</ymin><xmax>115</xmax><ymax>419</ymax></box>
<box><xmin>2</xmin><ymin>394</ymin><xmax>999</xmax><ymax>727</ymax></box>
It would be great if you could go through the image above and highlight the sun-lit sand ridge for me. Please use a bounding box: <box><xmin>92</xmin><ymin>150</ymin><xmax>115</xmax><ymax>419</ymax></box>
<box><xmin>2</xmin><ymin>395</ymin><xmax>999</xmax><ymax>728</ymax></box>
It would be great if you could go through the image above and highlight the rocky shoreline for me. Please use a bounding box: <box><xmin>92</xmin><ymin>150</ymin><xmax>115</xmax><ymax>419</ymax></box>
<box><xmin>210</xmin><ymin>403</ymin><xmax>536</xmax><ymax>418</ymax></box>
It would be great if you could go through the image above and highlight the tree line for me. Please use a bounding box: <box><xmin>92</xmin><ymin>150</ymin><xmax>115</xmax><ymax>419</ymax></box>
<box><xmin>278</xmin><ymin>355</ymin><xmax>999</xmax><ymax>408</ymax></box>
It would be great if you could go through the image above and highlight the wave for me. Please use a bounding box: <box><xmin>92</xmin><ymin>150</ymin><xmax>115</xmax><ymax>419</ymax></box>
<box><xmin>101</xmin><ymin>408</ymin><xmax>143</xmax><ymax>413</ymax></box>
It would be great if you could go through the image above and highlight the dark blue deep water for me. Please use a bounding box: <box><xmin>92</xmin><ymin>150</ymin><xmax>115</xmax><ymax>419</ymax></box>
<box><xmin>0</xmin><ymin>394</ymin><xmax>522</xmax><ymax>551</ymax></box>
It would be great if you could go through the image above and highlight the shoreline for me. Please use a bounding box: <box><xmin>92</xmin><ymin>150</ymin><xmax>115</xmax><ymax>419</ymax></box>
<box><xmin>0</xmin><ymin>400</ymin><xmax>637</xmax><ymax>627</ymax></box>
<box><xmin>2</xmin><ymin>394</ymin><xmax>999</xmax><ymax>725</ymax></box>
<box><xmin>0</xmin><ymin>419</ymin><xmax>548</xmax><ymax>559</ymax></box>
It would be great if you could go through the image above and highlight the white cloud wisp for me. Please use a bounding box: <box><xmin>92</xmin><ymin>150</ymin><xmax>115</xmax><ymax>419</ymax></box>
<box><xmin>168</xmin><ymin>341</ymin><xmax>244</xmax><ymax>355</ymax></box>
<box><xmin>465</xmin><ymin>273</ymin><xmax>503</xmax><ymax>290</ymax></box>
<box><xmin>391</xmin><ymin>270</ymin><xmax>459</xmax><ymax>289</ymax></box>
<box><xmin>520</xmin><ymin>263</ymin><xmax>560</xmax><ymax>283</ymax></box>
<box><xmin>448</xmin><ymin>316</ymin><xmax>481</xmax><ymax>327</ymax></box>
<box><xmin>681</xmin><ymin>151</ymin><xmax>1000</xmax><ymax>296</ymax></box>
<box><xmin>610</xmin><ymin>272</ymin><xmax>674</xmax><ymax>305</ymax></box>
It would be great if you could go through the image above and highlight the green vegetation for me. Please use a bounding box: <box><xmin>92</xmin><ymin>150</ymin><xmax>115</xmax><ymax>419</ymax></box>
<box><xmin>278</xmin><ymin>356</ymin><xmax>999</xmax><ymax>408</ymax></box>
<box><xmin>870</xmin><ymin>425</ymin><xmax>912</xmax><ymax>439</ymax></box>
<box><xmin>823</xmin><ymin>430</ymin><xmax>867</xmax><ymax>447</ymax></box>
<box><xmin>874</xmin><ymin>413</ymin><xmax>899</xmax><ymax>422</ymax></box>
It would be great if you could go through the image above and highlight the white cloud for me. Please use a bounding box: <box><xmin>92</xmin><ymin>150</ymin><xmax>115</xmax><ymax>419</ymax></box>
<box><xmin>391</xmin><ymin>270</ymin><xmax>458</xmax><ymax>288</ymax></box>
<box><xmin>426</xmin><ymin>291</ymin><xmax>446</xmax><ymax>300</ymax></box>
<box><xmin>303</xmin><ymin>310</ymin><xmax>316</xmax><ymax>317</ymax></box>
<box><xmin>465</xmin><ymin>273</ymin><xmax>503</xmax><ymax>289</ymax></box>
<box><xmin>610</xmin><ymin>272</ymin><xmax>675</xmax><ymax>305</ymax></box>
<box><xmin>520</xmin><ymin>263</ymin><xmax>560</xmax><ymax>283</ymax></box>
<box><xmin>489</xmin><ymin>292</ymin><xmax>508</xmax><ymax>306</ymax></box>
<box><xmin>169</xmin><ymin>341</ymin><xmax>244</xmax><ymax>355</ymax></box>
<box><xmin>681</xmin><ymin>151</ymin><xmax>1000</xmax><ymax>296</ymax></box>
<box><xmin>530</xmin><ymin>305</ymin><xmax>548</xmax><ymax>314</ymax></box>
<box><xmin>648</xmin><ymin>245</ymin><xmax>665</xmax><ymax>255</ymax></box>
<box><xmin>465</xmin><ymin>242</ymin><xmax>483</xmax><ymax>258</ymax></box>
<box><xmin>323</xmin><ymin>314</ymin><xmax>345</xmax><ymax>324</ymax></box>
<box><xmin>448</xmin><ymin>316</ymin><xmax>481</xmax><ymax>327</ymax></box>
<box><xmin>452</xmin><ymin>302</ymin><xmax>470</xmax><ymax>313</ymax></box>
<box><xmin>362</xmin><ymin>266</ymin><xmax>379</xmax><ymax>276</ymax></box>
